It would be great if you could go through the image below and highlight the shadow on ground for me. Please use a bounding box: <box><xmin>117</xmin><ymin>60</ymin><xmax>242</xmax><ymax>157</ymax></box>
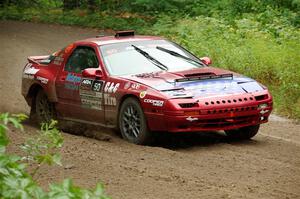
<box><xmin>152</xmin><ymin>131</ymin><xmax>261</xmax><ymax>150</ymax></box>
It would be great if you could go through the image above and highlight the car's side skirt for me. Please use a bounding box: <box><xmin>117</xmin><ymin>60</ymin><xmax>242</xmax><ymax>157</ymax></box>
<box><xmin>59</xmin><ymin>116</ymin><xmax>116</xmax><ymax>129</ymax></box>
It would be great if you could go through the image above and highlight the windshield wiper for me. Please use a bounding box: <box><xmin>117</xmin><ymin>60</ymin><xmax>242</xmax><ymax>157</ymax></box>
<box><xmin>132</xmin><ymin>45</ymin><xmax>168</xmax><ymax>71</ymax></box>
<box><xmin>156</xmin><ymin>46</ymin><xmax>204</xmax><ymax>66</ymax></box>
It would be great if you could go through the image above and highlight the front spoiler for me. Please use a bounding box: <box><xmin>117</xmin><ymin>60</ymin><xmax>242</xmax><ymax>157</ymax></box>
<box><xmin>145</xmin><ymin>105</ymin><xmax>272</xmax><ymax>133</ymax></box>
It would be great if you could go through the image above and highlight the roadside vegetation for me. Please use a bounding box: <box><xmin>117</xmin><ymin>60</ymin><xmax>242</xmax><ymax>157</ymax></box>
<box><xmin>0</xmin><ymin>113</ymin><xmax>110</xmax><ymax>199</ymax></box>
<box><xmin>0</xmin><ymin>0</ymin><xmax>299</xmax><ymax>118</ymax></box>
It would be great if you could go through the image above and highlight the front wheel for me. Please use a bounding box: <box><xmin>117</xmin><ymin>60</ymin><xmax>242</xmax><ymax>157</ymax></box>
<box><xmin>118</xmin><ymin>97</ymin><xmax>152</xmax><ymax>145</ymax></box>
<box><xmin>225</xmin><ymin>125</ymin><xmax>260</xmax><ymax>140</ymax></box>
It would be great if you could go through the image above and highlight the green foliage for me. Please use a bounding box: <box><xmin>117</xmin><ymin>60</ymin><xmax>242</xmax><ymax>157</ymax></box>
<box><xmin>0</xmin><ymin>113</ymin><xmax>110</xmax><ymax>199</ymax></box>
<box><xmin>21</xmin><ymin>120</ymin><xmax>63</xmax><ymax>177</ymax></box>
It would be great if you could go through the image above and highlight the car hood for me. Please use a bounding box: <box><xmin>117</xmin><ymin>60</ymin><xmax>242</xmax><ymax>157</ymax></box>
<box><xmin>122</xmin><ymin>67</ymin><xmax>264</xmax><ymax>99</ymax></box>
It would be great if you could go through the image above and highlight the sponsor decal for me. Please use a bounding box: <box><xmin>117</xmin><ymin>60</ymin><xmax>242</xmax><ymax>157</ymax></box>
<box><xmin>79</xmin><ymin>80</ymin><xmax>117</xmax><ymax>109</ymax></box>
<box><xmin>131</xmin><ymin>83</ymin><xmax>140</xmax><ymax>90</ymax></box>
<box><xmin>186</xmin><ymin>116</ymin><xmax>198</xmax><ymax>122</ymax></box>
<box><xmin>23</xmin><ymin>74</ymin><xmax>34</xmax><ymax>79</ymax></box>
<box><xmin>104</xmin><ymin>93</ymin><xmax>117</xmax><ymax>106</ymax></box>
<box><xmin>79</xmin><ymin>79</ymin><xmax>104</xmax><ymax>109</ymax></box>
<box><xmin>66</xmin><ymin>73</ymin><xmax>81</xmax><ymax>83</ymax></box>
<box><xmin>124</xmin><ymin>82</ymin><xmax>131</xmax><ymax>89</ymax></box>
<box><xmin>36</xmin><ymin>76</ymin><xmax>48</xmax><ymax>84</ymax></box>
<box><xmin>24</xmin><ymin>63</ymin><xmax>39</xmax><ymax>75</ymax></box>
<box><xmin>64</xmin><ymin>73</ymin><xmax>81</xmax><ymax>90</ymax></box>
<box><xmin>80</xmin><ymin>78</ymin><xmax>94</xmax><ymax>90</ymax></box>
<box><xmin>79</xmin><ymin>90</ymin><xmax>102</xmax><ymax>97</ymax></box>
<box><xmin>144</xmin><ymin>99</ymin><xmax>164</xmax><ymax>107</ymax></box>
<box><xmin>139</xmin><ymin>91</ymin><xmax>147</xmax><ymax>99</ymax></box>
<box><xmin>80</xmin><ymin>94</ymin><xmax>103</xmax><ymax>110</ymax></box>
<box><xmin>81</xmin><ymin>99</ymin><xmax>102</xmax><ymax>110</ymax></box>
<box><xmin>23</xmin><ymin>63</ymin><xmax>39</xmax><ymax>79</ymax></box>
<box><xmin>104</xmin><ymin>82</ymin><xmax>120</xmax><ymax>93</ymax></box>
<box><xmin>124</xmin><ymin>82</ymin><xmax>141</xmax><ymax>90</ymax></box>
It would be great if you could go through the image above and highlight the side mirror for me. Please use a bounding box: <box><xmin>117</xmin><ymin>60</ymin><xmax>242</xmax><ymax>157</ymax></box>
<box><xmin>82</xmin><ymin>68</ymin><xmax>103</xmax><ymax>78</ymax></box>
<box><xmin>200</xmin><ymin>57</ymin><xmax>212</xmax><ymax>65</ymax></box>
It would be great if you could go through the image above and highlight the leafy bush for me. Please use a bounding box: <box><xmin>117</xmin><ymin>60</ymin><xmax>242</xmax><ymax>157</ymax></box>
<box><xmin>0</xmin><ymin>113</ymin><xmax>110</xmax><ymax>199</ymax></box>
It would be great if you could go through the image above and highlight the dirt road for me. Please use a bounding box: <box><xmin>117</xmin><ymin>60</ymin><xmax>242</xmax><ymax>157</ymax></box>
<box><xmin>1</xmin><ymin>20</ymin><xmax>299</xmax><ymax>199</ymax></box>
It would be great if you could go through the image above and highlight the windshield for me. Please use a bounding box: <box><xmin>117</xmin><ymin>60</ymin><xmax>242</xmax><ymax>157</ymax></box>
<box><xmin>99</xmin><ymin>40</ymin><xmax>203</xmax><ymax>76</ymax></box>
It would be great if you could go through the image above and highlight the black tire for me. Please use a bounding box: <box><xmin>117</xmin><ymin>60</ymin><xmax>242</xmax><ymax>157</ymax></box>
<box><xmin>35</xmin><ymin>90</ymin><xmax>56</xmax><ymax>124</ymax></box>
<box><xmin>118</xmin><ymin>97</ymin><xmax>152</xmax><ymax>145</ymax></box>
<box><xmin>225</xmin><ymin>125</ymin><xmax>260</xmax><ymax>140</ymax></box>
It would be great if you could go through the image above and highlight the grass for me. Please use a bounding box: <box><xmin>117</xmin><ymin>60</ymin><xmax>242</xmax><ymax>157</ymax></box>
<box><xmin>0</xmin><ymin>6</ymin><xmax>299</xmax><ymax>119</ymax></box>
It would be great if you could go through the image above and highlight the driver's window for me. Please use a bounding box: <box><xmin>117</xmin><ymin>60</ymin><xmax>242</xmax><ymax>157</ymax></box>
<box><xmin>65</xmin><ymin>46</ymin><xmax>99</xmax><ymax>73</ymax></box>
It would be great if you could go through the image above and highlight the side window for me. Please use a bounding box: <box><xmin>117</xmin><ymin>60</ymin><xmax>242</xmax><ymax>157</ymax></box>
<box><xmin>65</xmin><ymin>46</ymin><xmax>99</xmax><ymax>73</ymax></box>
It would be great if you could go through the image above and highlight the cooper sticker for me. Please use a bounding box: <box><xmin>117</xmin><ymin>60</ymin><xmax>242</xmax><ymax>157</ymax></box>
<box><xmin>81</xmin><ymin>98</ymin><xmax>102</xmax><ymax>110</ymax></box>
<box><xmin>104</xmin><ymin>82</ymin><xmax>120</xmax><ymax>93</ymax></box>
<box><xmin>139</xmin><ymin>91</ymin><xmax>147</xmax><ymax>98</ymax></box>
<box><xmin>144</xmin><ymin>99</ymin><xmax>164</xmax><ymax>107</ymax></box>
<box><xmin>80</xmin><ymin>91</ymin><xmax>103</xmax><ymax>110</ymax></box>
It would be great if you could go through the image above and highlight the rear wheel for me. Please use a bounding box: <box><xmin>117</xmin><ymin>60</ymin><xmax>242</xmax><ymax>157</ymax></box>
<box><xmin>35</xmin><ymin>90</ymin><xmax>56</xmax><ymax>124</ymax></box>
<box><xmin>119</xmin><ymin>97</ymin><xmax>152</xmax><ymax>145</ymax></box>
<box><xmin>225</xmin><ymin>125</ymin><xmax>260</xmax><ymax>140</ymax></box>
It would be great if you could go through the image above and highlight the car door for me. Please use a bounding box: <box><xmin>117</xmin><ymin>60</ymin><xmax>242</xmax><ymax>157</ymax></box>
<box><xmin>55</xmin><ymin>45</ymin><xmax>105</xmax><ymax>123</ymax></box>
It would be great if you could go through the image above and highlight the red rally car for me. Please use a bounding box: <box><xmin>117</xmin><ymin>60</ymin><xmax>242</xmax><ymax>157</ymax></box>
<box><xmin>22</xmin><ymin>31</ymin><xmax>273</xmax><ymax>144</ymax></box>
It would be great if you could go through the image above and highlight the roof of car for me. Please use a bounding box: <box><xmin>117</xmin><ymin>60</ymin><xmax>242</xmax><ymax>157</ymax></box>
<box><xmin>76</xmin><ymin>35</ymin><xmax>163</xmax><ymax>46</ymax></box>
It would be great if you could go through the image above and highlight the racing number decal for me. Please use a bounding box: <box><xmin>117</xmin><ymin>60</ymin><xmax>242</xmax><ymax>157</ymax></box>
<box><xmin>92</xmin><ymin>81</ymin><xmax>103</xmax><ymax>92</ymax></box>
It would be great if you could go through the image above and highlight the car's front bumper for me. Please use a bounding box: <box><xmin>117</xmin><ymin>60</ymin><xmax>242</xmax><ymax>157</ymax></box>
<box><xmin>145</xmin><ymin>92</ymin><xmax>273</xmax><ymax>132</ymax></box>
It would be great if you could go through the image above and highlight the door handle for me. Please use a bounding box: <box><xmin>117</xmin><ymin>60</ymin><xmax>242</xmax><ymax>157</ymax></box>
<box><xmin>60</xmin><ymin>77</ymin><xmax>66</xmax><ymax>81</ymax></box>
